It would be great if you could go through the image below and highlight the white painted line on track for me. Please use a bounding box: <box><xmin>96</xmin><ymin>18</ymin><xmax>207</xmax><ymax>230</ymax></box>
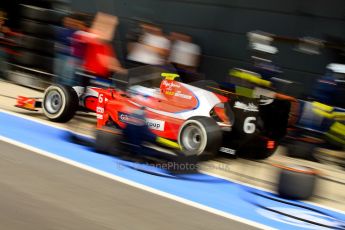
<box><xmin>1</xmin><ymin>108</ymin><xmax>345</xmax><ymax>216</ymax></box>
<box><xmin>0</xmin><ymin>135</ymin><xmax>274</xmax><ymax>230</ymax></box>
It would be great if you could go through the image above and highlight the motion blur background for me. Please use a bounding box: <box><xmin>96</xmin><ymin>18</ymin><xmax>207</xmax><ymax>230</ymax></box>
<box><xmin>2</xmin><ymin>0</ymin><xmax>345</xmax><ymax>94</ymax></box>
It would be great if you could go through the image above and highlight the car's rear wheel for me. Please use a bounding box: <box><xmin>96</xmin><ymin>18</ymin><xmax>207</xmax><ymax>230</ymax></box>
<box><xmin>42</xmin><ymin>84</ymin><xmax>79</xmax><ymax>122</ymax></box>
<box><xmin>178</xmin><ymin>117</ymin><xmax>222</xmax><ymax>157</ymax></box>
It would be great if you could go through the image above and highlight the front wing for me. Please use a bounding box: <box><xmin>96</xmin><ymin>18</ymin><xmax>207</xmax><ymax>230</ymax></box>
<box><xmin>15</xmin><ymin>96</ymin><xmax>42</xmax><ymax>111</ymax></box>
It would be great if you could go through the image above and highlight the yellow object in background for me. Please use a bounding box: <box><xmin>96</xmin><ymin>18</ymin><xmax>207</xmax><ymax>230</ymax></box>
<box><xmin>312</xmin><ymin>102</ymin><xmax>345</xmax><ymax>120</ymax></box>
<box><xmin>312</xmin><ymin>108</ymin><xmax>334</xmax><ymax>119</ymax></box>
<box><xmin>235</xmin><ymin>86</ymin><xmax>254</xmax><ymax>98</ymax></box>
<box><xmin>312</xmin><ymin>102</ymin><xmax>334</xmax><ymax>113</ymax></box>
<box><xmin>333</xmin><ymin>112</ymin><xmax>345</xmax><ymax>121</ymax></box>
<box><xmin>230</xmin><ymin>69</ymin><xmax>271</xmax><ymax>87</ymax></box>
<box><xmin>330</xmin><ymin>122</ymin><xmax>345</xmax><ymax>136</ymax></box>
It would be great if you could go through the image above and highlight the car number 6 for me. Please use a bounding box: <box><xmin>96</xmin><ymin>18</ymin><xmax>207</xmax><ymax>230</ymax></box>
<box><xmin>98</xmin><ymin>94</ymin><xmax>104</xmax><ymax>103</ymax></box>
<box><xmin>244</xmin><ymin>117</ymin><xmax>256</xmax><ymax>134</ymax></box>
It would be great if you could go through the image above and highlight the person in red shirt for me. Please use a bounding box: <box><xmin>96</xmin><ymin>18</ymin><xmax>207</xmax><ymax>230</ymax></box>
<box><xmin>83</xmin><ymin>37</ymin><xmax>125</xmax><ymax>78</ymax></box>
<box><xmin>81</xmin><ymin>12</ymin><xmax>126</xmax><ymax>85</ymax></box>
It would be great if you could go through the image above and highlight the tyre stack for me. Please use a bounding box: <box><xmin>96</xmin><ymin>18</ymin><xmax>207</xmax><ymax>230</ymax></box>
<box><xmin>7</xmin><ymin>1</ymin><xmax>70</xmax><ymax>90</ymax></box>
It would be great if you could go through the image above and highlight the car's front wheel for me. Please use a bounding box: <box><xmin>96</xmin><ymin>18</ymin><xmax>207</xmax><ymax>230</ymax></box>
<box><xmin>42</xmin><ymin>84</ymin><xmax>79</xmax><ymax>122</ymax></box>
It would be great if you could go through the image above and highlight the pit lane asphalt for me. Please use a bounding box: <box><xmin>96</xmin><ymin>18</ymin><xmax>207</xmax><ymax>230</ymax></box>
<box><xmin>0</xmin><ymin>140</ymin><xmax>258</xmax><ymax>230</ymax></box>
<box><xmin>1</xmin><ymin>80</ymin><xmax>345</xmax><ymax>212</ymax></box>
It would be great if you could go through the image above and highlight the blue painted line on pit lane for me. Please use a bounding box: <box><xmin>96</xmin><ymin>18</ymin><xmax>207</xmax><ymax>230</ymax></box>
<box><xmin>1</xmin><ymin>111</ymin><xmax>345</xmax><ymax>230</ymax></box>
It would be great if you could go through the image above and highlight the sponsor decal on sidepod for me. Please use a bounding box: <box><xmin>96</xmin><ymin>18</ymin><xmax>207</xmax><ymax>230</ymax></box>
<box><xmin>119</xmin><ymin>112</ymin><xmax>165</xmax><ymax>131</ymax></box>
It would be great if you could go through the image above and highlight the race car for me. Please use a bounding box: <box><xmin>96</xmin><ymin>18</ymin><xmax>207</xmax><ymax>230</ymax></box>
<box><xmin>16</xmin><ymin>66</ymin><xmax>285</xmax><ymax>159</ymax></box>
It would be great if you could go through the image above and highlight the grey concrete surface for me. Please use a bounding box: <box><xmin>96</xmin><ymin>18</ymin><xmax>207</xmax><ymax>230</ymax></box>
<box><xmin>0</xmin><ymin>140</ymin><xmax>258</xmax><ymax>230</ymax></box>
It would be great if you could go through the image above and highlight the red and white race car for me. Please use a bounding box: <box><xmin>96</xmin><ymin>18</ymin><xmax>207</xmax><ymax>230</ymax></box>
<box><xmin>16</xmin><ymin>66</ymin><xmax>286</xmax><ymax>158</ymax></box>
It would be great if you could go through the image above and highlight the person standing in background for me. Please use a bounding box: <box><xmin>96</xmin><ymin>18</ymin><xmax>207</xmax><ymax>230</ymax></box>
<box><xmin>168</xmin><ymin>32</ymin><xmax>202</xmax><ymax>83</ymax></box>
<box><xmin>126</xmin><ymin>19</ymin><xmax>149</xmax><ymax>54</ymax></box>
<box><xmin>54</xmin><ymin>13</ymin><xmax>82</xmax><ymax>85</ymax></box>
<box><xmin>70</xmin><ymin>13</ymin><xmax>94</xmax><ymax>85</ymax></box>
<box><xmin>125</xmin><ymin>19</ymin><xmax>153</xmax><ymax>67</ymax></box>
<box><xmin>127</xmin><ymin>22</ymin><xmax>170</xmax><ymax>66</ymax></box>
<box><xmin>81</xmin><ymin>12</ymin><xmax>126</xmax><ymax>87</ymax></box>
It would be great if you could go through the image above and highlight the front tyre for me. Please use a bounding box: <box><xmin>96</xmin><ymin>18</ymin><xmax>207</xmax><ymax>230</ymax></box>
<box><xmin>178</xmin><ymin>117</ymin><xmax>222</xmax><ymax>157</ymax></box>
<box><xmin>42</xmin><ymin>84</ymin><xmax>79</xmax><ymax>122</ymax></box>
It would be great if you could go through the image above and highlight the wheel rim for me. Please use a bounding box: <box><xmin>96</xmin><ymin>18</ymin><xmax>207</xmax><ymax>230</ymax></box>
<box><xmin>44</xmin><ymin>90</ymin><xmax>63</xmax><ymax>114</ymax></box>
<box><xmin>181</xmin><ymin>124</ymin><xmax>205</xmax><ymax>153</ymax></box>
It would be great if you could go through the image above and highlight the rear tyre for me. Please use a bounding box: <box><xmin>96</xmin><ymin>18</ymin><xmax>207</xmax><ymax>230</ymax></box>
<box><xmin>42</xmin><ymin>84</ymin><xmax>79</xmax><ymax>122</ymax></box>
<box><xmin>278</xmin><ymin>166</ymin><xmax>318</xmax><ymax>200</ymax></box>
<box><xmin>178</xmin><ymin>117</ymin><xmax>222</xmax><ymax>157</ymax></box>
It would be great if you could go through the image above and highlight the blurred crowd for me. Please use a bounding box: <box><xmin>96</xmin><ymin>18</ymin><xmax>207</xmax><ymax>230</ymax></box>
<box><xmin>54</xmin><ymin>12</ymin><xmax>126</xmax><ymax>86</ymax></box>
<box><xmin>0</xmin><ymin>9</ymin><xmax>202</xmax><ymax>85</ymax></box>
<box><xmin>126</xmin><ymin>20</ymin><xmax>201</xmax><ymax>82</ymax></box>
<box><xmin>0</xmin><ymin>9</ymin><xmax>201</xmax><ymax>86</ymax></box>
